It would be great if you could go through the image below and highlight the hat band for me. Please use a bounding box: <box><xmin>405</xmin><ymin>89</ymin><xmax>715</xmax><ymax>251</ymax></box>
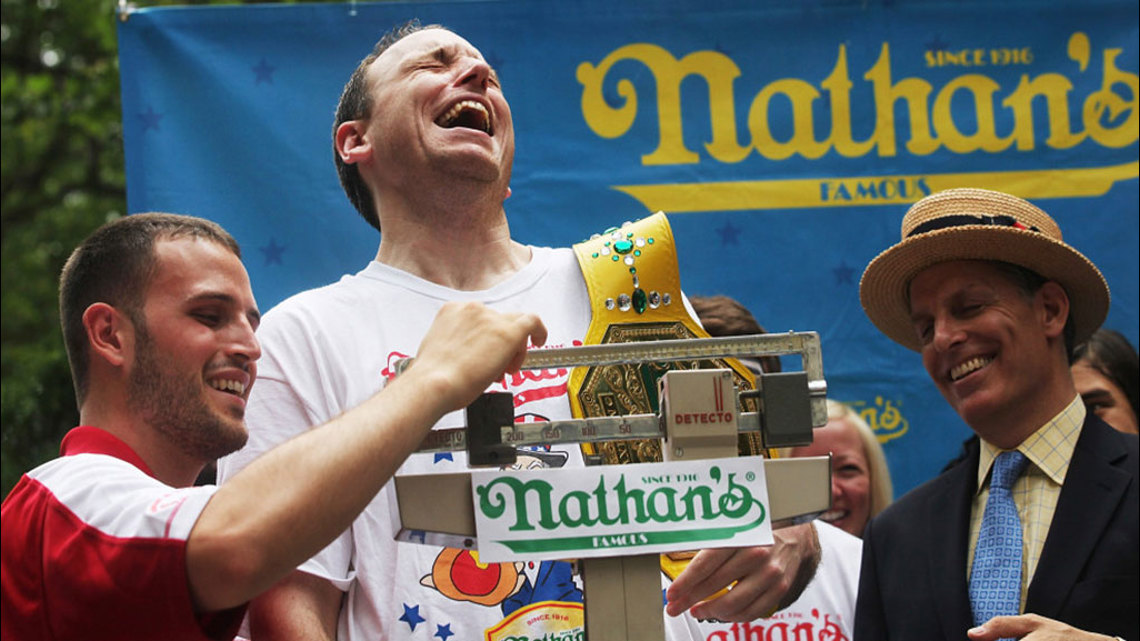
<box><xmin>906</xmin><ymin>214</ymin><xmax>1041</xmax><ymax>238</ymax></box>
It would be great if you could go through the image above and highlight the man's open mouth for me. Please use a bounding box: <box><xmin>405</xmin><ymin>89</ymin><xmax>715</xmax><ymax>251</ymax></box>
<box><xmin>436</xmin><ymin>100</ymin><xmax>493</xmax><ymax>135</ymax></box>
<box><xmin>950</xmin><ymin>356</ymin><xmax>993</xmax><ymax>382</ymax></box>
<box><xmin>209</xmin><ymin>378</ymin><xmax>246</xmax><ymax>397</ymax></box>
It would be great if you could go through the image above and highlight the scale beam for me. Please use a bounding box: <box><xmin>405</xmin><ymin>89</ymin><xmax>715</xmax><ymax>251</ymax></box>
<box><xmin>397</xmin><ymin>331</ymin><xmax>825</xmax><ymax>425</ymax></box>
<box><xmin>406</xmin><ymin>331</ymin><xmax>827</xmax><ymax>457</ymax></box>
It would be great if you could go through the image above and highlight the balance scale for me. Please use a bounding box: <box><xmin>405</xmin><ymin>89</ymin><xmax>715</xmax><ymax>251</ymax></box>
<box><xmin>389</xmin><ymin>332</ymin><xmax>833</xmax><ymax>641</ymax></box>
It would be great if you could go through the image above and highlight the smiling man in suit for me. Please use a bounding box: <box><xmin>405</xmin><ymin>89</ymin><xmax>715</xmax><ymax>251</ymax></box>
<box><xmin>855</xmin><ymin>188</ymin><xmax>1138</xmax><ymax>641</ymax></box>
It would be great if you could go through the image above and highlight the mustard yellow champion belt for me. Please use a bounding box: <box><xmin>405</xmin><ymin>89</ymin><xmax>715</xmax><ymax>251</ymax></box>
<box><xmin>567</xmin><ymin>212</ymin><xmax>765</xmax><ymax>465</ymax></box>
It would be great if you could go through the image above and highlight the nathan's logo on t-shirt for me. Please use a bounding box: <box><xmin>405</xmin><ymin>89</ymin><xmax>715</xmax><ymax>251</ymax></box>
<box><xmin>381</xmin><ymin>351</ymin><xmax>413</xmax><ymax>381</ymax></box>
<box><xmin>484</xmin><ymin>601</ymin><xmax>584</xmax><ymax>641</ymax></box>
<box><xmin>699</xmin><ymin>608</ymin><xmax>849</xmax><ymax>641</ymax></box>
<box><xmin>382</xmin><ymin>341</ymin><xmax>582</xmax><ymax>409</ymax></box>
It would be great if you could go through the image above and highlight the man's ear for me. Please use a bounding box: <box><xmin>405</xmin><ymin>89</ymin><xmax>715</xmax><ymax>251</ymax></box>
<box><xmin>1037</xmin><ymin>281</ymin><xmax>1070</xmax><ymax>339</ymax></box>
<box><xmin>335</xmin><ymin>120</ymin><xmax>372</xmax><ymax>165</ymax></box>
<box><xmin>83</xmin><ymin>303</ymin><xmax>132</xmax><ymax>369</ymax></box>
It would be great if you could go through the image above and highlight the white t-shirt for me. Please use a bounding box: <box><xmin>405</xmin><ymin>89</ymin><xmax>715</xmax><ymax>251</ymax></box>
<box><xmin>663</xmin><ymin>521</ymin><xmax>861</xmax><ymax>641</ymax></box>
<box><xmin>219</xmin><ymin>247</ymin><xmax>597</xmax><ymax>640</ymax></box>
<box><xmin>218</xmin><ymin>246</ymin><xmax>841</xmax><ymax>641</ymax></box>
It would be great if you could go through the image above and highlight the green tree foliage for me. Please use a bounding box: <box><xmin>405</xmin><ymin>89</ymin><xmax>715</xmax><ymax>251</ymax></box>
<box><xmin>2</xmin><ymin>0</ymin><xmax>126</xmax><ymax>496</ymax></box>
<box><xmin>2</xmin><ymin>0</ymin><xmax>349</xmax><ymax>496</ymax></box>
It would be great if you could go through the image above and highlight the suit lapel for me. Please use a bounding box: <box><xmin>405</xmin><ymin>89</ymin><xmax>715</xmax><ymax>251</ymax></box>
<box><xmin>1027</xmin><ymin>416</ymin><xmax>1130</xmax><ymax>616</ymax></box>
<box><xmin>927</xmin><ymin>445</ymin><xmax>979</xmax><ymax>640</ymax></box>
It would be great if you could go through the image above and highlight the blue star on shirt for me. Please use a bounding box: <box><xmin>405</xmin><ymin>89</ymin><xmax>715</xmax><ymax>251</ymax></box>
<box><xmin>252</xmin><ymin>58</ymin><xmax>276</xmax><ymax>85</ymax></box>
<box><xmin>716</xmin><ymin>220</ymin><xmax>740</xmax><ymax>246</ymax></box>
<box><xmin>399</xmin><ymin>603</ymin><xmax>425</xmax><ymax>631</ymax></box>
<box><xmin>138</xmin><ymin>106</ymin><xmax>163</xmax><ymax>132</ymax></box>
<box><xmin>435</xmin><ymin>623</ymin><xmax>455</xmax><ymax>641</ymax></box>
<box><xmin>833</xmin><ymin>261</ymin><xmax>855</xmax><ymax>285</ymax></box>
<box><xmin>259</xmin><ymin>238</ymin><xmax>286</xmax><ymax>265</ymax></box>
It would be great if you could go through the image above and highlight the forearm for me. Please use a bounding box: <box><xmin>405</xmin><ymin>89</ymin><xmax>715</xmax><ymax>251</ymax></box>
<box><xmin>186</xmin><ymin>302</ymin><xmax>544</xmax><ymax>612</ymax></box>
<box><xmin>186</xmin><ymin>365</ymin><xmax>458</xmax><ymax>611</ymax></box>
<box><xmin>248</xmin><ymin>570</ymin><xmax>342</xmax><ymax>641</ymax></box>
<box><xmin>774</xmin><ymin>522</ymin><xmax>820</xmax><ymax>610</ymax></box>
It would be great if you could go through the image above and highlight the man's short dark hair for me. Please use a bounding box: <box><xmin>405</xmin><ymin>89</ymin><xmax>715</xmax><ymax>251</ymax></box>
<box><xmin>332</xmin><ymin>19</ymin><xmax>441</xmax><ymax>232</ymax></box>
<box><xmin>689</xmin><ymin>294</ymin><xmax>782</xmax><ymax>374</ymax></box>
<box><xmin>59</xmin><ymin>213</ymin><xmax>241</xmax><ymax>406</ymax></box>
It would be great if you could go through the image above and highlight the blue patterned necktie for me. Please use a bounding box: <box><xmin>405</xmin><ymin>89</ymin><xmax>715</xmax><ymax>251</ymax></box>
<box><xmin>970</xmin><ymin>449</ymin><xmax>1029</xmax><ymax>633</ymax></box>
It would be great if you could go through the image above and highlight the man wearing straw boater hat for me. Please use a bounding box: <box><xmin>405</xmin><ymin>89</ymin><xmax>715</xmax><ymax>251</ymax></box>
<box><xmin>854</xmin><ymin>188</ymin><xmax>1138</xmax><ymax>641</ymax></box>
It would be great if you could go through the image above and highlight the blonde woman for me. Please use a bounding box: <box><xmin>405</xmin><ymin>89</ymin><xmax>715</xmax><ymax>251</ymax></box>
<box><xmin>787</xmin><ymin>400</ymin><xmax>894</xmax><ymax>538</ymax></box>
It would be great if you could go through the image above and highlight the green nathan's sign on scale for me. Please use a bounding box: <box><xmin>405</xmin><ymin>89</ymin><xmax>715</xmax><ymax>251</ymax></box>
<box><xmin>471</xmin><ymin>456</ymin><xmax>774</xmax><ymax>562</ymax></box>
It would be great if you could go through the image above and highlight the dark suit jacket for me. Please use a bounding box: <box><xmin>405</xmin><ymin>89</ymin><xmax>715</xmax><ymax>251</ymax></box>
<box><xmin>855</xmin><ymin>415</ymin><xmax>1138</xmax><ymax>641</ymax></box>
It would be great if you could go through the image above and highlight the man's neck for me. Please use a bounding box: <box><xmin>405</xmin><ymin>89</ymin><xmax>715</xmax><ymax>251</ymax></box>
<box><xmin>373</xmin><ymin>193</ymin><xmax>531</xmax><ymax>291</ymax></box>
<box><xmin>79</xmin><ymin>400</ymin><xmax>204</xmax><ymax>488</ymax></box>
<box><xmin>970</xmin><ymin>371</ymin><xmax>1079</xmax><ymax>450</ymax></box>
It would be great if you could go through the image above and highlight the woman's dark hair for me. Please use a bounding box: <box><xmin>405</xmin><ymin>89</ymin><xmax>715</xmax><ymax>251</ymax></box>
<box><xmin>1072</xmin><ymin>328</ymin><xmax>1140</xmax><ymax>422</ymax></box>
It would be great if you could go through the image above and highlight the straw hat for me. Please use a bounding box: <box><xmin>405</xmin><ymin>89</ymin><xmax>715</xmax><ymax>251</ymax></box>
<box><xmin>859</xmin><ymin>188</ymin><xmax>1109</xmax><ymax>351</ymax></box>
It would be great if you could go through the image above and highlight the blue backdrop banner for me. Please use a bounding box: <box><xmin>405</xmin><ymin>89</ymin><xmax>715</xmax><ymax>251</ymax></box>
<box><xmin>118</xmin><ymin>0</ymin><xmax>1138</xmax><ymax>495</ymax></box>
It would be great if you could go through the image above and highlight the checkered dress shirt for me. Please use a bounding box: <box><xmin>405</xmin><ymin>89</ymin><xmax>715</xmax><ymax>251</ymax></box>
<box><xmin>967</xmin><ymin>396</ymin><xmax>1085</xmax><ymax>611</ymax></box>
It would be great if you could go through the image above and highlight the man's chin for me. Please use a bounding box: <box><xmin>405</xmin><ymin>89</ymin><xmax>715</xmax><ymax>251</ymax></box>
<box><xmin>951</xmin><ymin>394</ymin><xmax>1006</xmax><ymax>433</ymax></box>
<box><xmin>940</xmin><ymin>381</ymin><xmax>988</xmax><ymax>417</ymax></box>
<box><xmin>206</xmin><ymin>417</ymin><xmax>250</xmax><ymax>459</ymax></box>
<box><xmin>433</xmin><ymin>148</ymin><xmax>505</xmax><ymax>180</ymax></box>
<box><xmin>223</xmin><ymin>422</ymin><xmax>249</xmax><ymax>450</ymax></box>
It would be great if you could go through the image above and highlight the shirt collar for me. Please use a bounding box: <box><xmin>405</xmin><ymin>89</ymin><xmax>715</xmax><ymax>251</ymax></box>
<box><xmin>976</xmin><ymin>395</ymin><xmax>1085</xmax><ymax>493</ymax></box>
<box><xmin>60</xmin><ymin>426</ymin><xmax>158</xmax><ymax>479</ymax></box>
